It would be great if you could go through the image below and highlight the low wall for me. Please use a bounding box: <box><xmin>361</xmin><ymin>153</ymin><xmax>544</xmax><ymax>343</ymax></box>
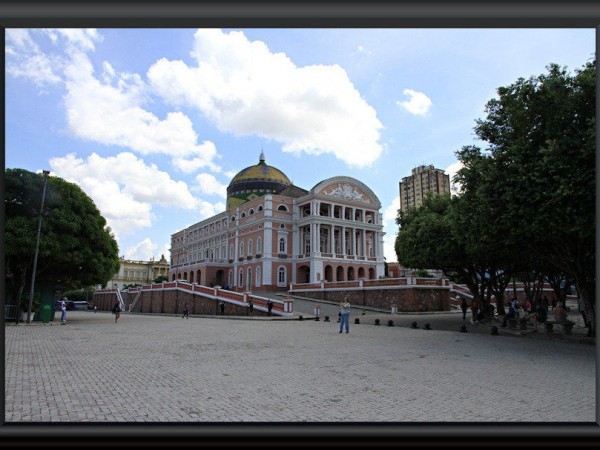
<box><xmin>93</xmin><ymin>282</ymin><xmax>291</xmax><ymax>317</ymax></box>
<box><xmin>290</xmin><ymin>286</ymin><xmax>450</xmax><ymax>312</ymax></box>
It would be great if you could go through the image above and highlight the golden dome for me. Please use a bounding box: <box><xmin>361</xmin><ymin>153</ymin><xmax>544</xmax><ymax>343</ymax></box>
<box><xmin>227</xmin><ymin>152</ymin><xmax>292</xmax><ymax>211</ymax></box>
<box><xmin>229</xmin><ymin>152</ymin><xmax>291</xmax><ymax>185</ymax></box>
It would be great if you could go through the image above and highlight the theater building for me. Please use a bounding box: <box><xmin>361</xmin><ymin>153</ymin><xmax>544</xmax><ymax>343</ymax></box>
<box><xmin>168</xmin><ymin>152</ymin><xmax>385</xmax><ymax>291</ymax></box>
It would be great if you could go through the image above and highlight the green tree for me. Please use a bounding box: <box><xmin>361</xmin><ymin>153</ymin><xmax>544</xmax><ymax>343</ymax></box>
<box><xmin>5</xmin><ymin>169</ymin><xmax>120</xmax><ymax>307</ymax></box>
<box><xmin>473</xmin><ymin>61</ymin><xmax>595</xmax><ymax>336</ymax></box>
<box><xmin>153</xmin><ymin>275</ymin><xmax>169</xmax><ymax>284</ymax></box>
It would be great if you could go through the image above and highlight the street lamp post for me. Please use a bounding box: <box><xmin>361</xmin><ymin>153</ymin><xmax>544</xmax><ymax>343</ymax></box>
<box><xmin>26</xmin><ymin>170</ymin><xmax>50</xmax><ymax>324</ymax></box>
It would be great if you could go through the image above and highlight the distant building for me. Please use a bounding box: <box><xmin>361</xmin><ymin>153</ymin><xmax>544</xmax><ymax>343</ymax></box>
<box><xmin>169</xmin><ymin>152</ymin><xmax>385</xmax><ymax>291</ymax></box>
<box><xmin>109</xmin><ymin>255</ymin><xmax>170</xmax><ymax>290</ymax></box>
<box><xmin>399</xmin><ymin>164</ymin><xmax>451</xmax><ymax>212</ymax></box>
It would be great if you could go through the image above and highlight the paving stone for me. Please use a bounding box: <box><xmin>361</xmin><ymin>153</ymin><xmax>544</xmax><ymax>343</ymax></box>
<box><xmin>4</xmin><ymin>310</ymin><xmax>595</xmax><ymax>423</ymax></box>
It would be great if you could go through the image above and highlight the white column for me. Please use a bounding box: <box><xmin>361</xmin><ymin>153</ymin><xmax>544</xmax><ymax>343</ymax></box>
<box><xmin>330</xmin><ymin>225</ymin><xmax>335</xmax><ymax>254</ymax></box>
<box><xmin>362</xmin><ymin>229</ymin><xmax>367</xmax><ymax>257</ymax></box>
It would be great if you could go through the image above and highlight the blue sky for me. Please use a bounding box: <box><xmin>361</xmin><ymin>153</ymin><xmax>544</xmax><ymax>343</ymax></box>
<box><xmin>5</xmin><ymin>28</ymin><xmax>595</xmax><ymax>263</ymax></box>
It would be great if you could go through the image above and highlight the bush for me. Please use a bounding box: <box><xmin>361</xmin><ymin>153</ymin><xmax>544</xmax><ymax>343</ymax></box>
<box><xmin>20</xmin><ymin>292</ymin><xmax>41</xmax><ymax>312</ymax></box>
<box><xmin>63</xmin><ymin>287</ymin><xmax>95</xmax><ymax>302</ymax></box>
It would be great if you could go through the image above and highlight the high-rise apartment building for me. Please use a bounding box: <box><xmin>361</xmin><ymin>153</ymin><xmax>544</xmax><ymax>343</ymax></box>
<box><xmin>399</xmin><ymin>165</ymin><xmax>451</xmax><ymax>212</ymax></box>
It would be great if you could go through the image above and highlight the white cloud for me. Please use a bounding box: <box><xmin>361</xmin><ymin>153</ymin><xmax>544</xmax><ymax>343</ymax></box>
<box><xmin>194</xmin><ymin>173</ymin><xmax>228</xmax><ymax>198</ymax></box>
<box><xmin>123</xmin><ymin>238</ymin><xmax>171</xmax><ymax>262</ymax></box>
<box><xmin>197</xmin><ymin>200</ymin><xmax>226</xmax><ymax>219</ymax></box>
<box><xmin>356</xmin><ymin>45</ymin><xmax>372</xmax><ymax>55</ymax></box>
<box><xmin>445</xmin><ymin>160</ymin><xmax>464</xmax><ymax>195</ymax></box>
<box><xmin>147</xmin><ymin>28</ymin><xmax>383</xmax><ymax>167</ymax></box>
<box><xmin>5</xmin><ymin>29</ymin><xmax>62</xmax><ymax>86</ymax></box>
<box><xmin>53</xmin><ymin>28</ymin><xmax>102</xmax><ymax>51</ymax></box>
<box><xmin>382</xmin><ymin>196</ymin><xmax>400</xmax><ymax>263</ymax></box>
<box><xmin>7</xmin><ymin>29</ymin><xmax>220</xmax><ymax>173</ymax></box>
<box><xmin>397</xmin><ymin>88</ymin><xmax>432</xmax><ymax>116</ymax></box>
<box><xmin>125</xmin><ymin>238</ymin><xmax>158</xmax><ymax>261</ymax></box>
<box><xmin>63</xmin><ymin>52</ymin><xmax>220</xmax><ymax>172</ymax></box>
<box><xmin>49</xmin><ymin>152</ymin><xmax>200</xmax><ymax>239</ymax></box>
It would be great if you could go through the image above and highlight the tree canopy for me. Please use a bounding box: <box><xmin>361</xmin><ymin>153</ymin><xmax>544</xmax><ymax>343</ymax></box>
<box><xmin>395</xmin><ymin>60</ymin><xmax>595</xmax><ymax>335</ymax></box>
<box><xmin>5</xmin><ymin>169</ymin><xmax>120</xmax><ymax>306</ymax></box>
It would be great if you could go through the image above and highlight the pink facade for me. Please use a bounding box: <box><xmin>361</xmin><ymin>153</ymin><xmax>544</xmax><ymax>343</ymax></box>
<box><xmin>169</xmin><ymin>157</ymin><xmax>385</xmax><ymax>292</ymax></box>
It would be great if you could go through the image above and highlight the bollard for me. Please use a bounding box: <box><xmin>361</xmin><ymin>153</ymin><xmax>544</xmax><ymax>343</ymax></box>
<box><xmin>313</xmin><ymin>304</ymin><xmax>320</xmax><ymax>321</ymax></box>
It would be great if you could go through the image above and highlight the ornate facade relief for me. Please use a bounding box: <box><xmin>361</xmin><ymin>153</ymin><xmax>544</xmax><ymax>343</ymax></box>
<box><xmin>323</xmin><ymin>183</ymin><xmax>369</xmax><ymax>203</ymax></box>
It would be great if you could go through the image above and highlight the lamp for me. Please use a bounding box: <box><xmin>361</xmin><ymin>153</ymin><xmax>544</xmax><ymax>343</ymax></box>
<box><xmin>26</xmin><ymin>170</ymin><xmax>50</xmax><ymax>324</ymax></box>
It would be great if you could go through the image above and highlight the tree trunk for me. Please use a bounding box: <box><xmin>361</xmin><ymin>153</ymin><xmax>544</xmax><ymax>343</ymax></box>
<box><xmin>577</xmin><ymin>282</ymin><xmax>595</xmax><ymax>338</ymax></box>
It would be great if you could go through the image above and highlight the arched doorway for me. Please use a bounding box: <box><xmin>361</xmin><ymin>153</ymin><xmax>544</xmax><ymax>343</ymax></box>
<box><xmin>196</xmin><ymin>270</ymin><xmax>201</xmax><ymax>284</ymax></box>
<box><xmin>324</xmin><ymin>265</ymin><xmax>333</xmax><ymax>282</ymax></box>
<box><xmin>336</xmin><ymin>266</ymin><xmax>344</xmax><ymax>282</ymax></box>
<box><xmin>297</xmin><ymin>265</ymin><xmax>310</xmax><ymax>283</ymax></box>
<box><xmin>216</xmin><ymin>270</ymin><xmax>224</xmax><ymax>287</ymax></box>
<box><xmin>347</xmin><ymin>267</ymin><xmax>355</xmax><ymax>281</ymax></box>
<box><xmin>369</xmin><ymin>268</ymin><xmax>376</xmax><ymax>280</ymax></box>
<box><xmin>358</xmin><ymin>267</ymin><xmax>365</xmax><ymax>279</ymax></box>
<box><xmin>189</xmin><ymin>271</ymin><xmax>194</xmax><ymax>283</ymax></box>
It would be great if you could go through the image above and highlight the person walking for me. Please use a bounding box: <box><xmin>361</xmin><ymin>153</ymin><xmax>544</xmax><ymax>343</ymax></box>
<box><xmin>339</xmin><ymin>298</ymin><xmax>351</xmax><ymax>334</ymax></box>
<box><xmin>112</xmin><ymin>301</ymin><xmax>121</xmax><ymax>323</ymax></box>
<box><xmin>460</xmin><ymin>298</ymin><xmax>468</xmax><ymax>323</ymax></box>
<box><xmin>182</xmin><ymin>303</ymin><xmax>189</xmax><ymax>319</ymax></box>
<box><xmin>60</xmin><ymin>297</ymin><xmax>67</xmax><ymax>324</ymax></box>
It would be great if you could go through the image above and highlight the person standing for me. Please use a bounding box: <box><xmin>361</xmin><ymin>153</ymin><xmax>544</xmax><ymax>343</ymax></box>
<box><xmin>578</xmin><ymin>297</ymin><xmax>588</xmax><ymax>327</ymax></box>
<box><xmin>511</xmin><ymin>297</ymin><xmax>520</xmax><ymax>319</ymax></box>
<box><xmin>182</xmin><ymin>303</ymin><xmax>189</xmax><ymax>319</ymax></box>
<box><xmin>248</xmin><ymin>299</ymin><xmax>254</xmax><ymax>316</ymax></box>
<box><xmin>470</xmin><ymin>300</ymin><xmax>478</xmax><ymax>325</ymax></box>
<box><xmin>267</xmin><ymin>299</ymin><xmax>273</xmax><ymax>316</ymax></box>
<box><xmin>112</xmin><ymin>301</ymin><xmax>121</xmax><ymax>323</ymax></box>
<box><xmin>460</xmin><ymin>298</ymin><xmax>468</xmax><ymax>323</ymax></box>
<box><xmin>339</xmin><ymin>298</ymin><xmax>351</xmax><ymax>334</ymax></box>
<box><xmin>93</xmin><ymin>304</ymin><xmax>97</xmax><ymax>313</ymax></box>
<box><xmin>60</xmin><ymin>297</ymin><xmax>67</xmax><ymax>324</ymax></box>
<box><xmin>219</xmin><ymin>301</ymin><xmax>225</xmax><ymax>315</ymax></box>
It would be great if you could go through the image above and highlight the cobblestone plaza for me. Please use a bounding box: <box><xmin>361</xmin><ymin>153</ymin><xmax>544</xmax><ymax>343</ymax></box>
<box><xmin>5</xmin><ymin>311</ymin><xmax>596</xmax><ymax>424</ymax></box>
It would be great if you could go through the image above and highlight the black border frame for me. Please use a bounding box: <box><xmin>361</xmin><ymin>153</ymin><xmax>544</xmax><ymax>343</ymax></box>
<box><xmin>1</xmin><ymin>0</ymin><xmax>599</xmax><ymax>447</ymax></box>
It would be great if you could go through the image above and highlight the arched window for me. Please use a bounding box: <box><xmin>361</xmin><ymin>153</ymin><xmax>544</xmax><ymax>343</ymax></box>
<box><xmin>279</xmin><ymin>237</ymin><xmax>286</xmax><ymax>254</ymax></box>
<box><xmin>256</xmin><ymin>267</ymin><xmax>261</xmax><ymax>287</ymax></box>
<box><xmin>228</xmin><ymin>270</ymin><xmax>233</xmax><ymax>287</ymax></box>
<box><xmin>277</xmin><ymin>204</ymin><xmax>288</xmax><ymax>211</ymax></box>
<box><xmin>248</xmin><ymin>240</ymin><xmax>253</xmax><ymax>256</ymax></box>
<box><xmin>230</xmin><ymin>244</ymin><xmax>234</xmax><ymax>259</ymax></box>
<box><xmin>258</xmin><ymin>205</ymin><xmax>263</xmax><ymax>212</ymax></box>
<box><xmin>249</xmin><ymin>208</ymin><xmax>254</xmax><ymax>215</ymax></box>
<box><xmin>239</xmin><ymin>269</ymin><xmax>243</xmax><ymax>287</ymax></box>
<box><xmin>231</xmin><ymin>216</ymin><xmax>236</xmax><ymax>222</ymax></box>
<box><xmin>257</xmin><ymin>237</ymin><xmax>263</xmax><ymax>255</ymax></box>
<box><xmin>241</xmin><ymin>212</ymin><xmax>246</xmax><ymax>218</ymax></box>
<box><xmin>247</xmin><ymin>268</ymin><xmax>252</xmax><ymax>291</ymax></box>
<box><xmin>239</xmin><ymin>241</ymin><xmax>244</xmax><ymax>258</ymax></box>
<box><xmin>278</xmin><ymin>266</ymin><xmax>287</xmax><ymax>286</ymax></box>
